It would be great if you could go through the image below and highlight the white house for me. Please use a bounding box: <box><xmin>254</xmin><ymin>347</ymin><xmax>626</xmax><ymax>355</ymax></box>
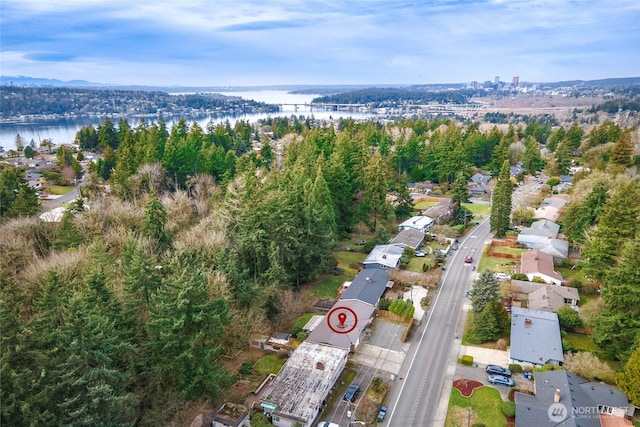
<box><xmin>398</xmin><ymin>215</ymin><xmax>433</xmax><ymax>232</ymax></box>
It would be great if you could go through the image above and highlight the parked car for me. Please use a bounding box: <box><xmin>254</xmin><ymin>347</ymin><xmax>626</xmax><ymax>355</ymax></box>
<box><xmin>332</xmin><ymin>267</ymin><xmax>345</xmax><ymax>275</ymax></box>
<box><xmin>343</xmin><ymin>383</ymin><xmax>360</xmax><ymax>402</ymax></box>
<box><xmin>415</xmin><ymin>250</ymin><xmax>427</xmax><ymax>257</ymax></box>
<box><xmin>487</xmin><ymin>374</ymin><xmax>514</xmax><ymax>387</ymax></box>
<box><xmin>452</xmin><ymin>244</ymin><xmax>458</xmax><ymax>250</ymax></box>
<box><xmin>494</xmin><ymin>273</ymin><xmax>511</xmax><ymax>281</ymax></box>
<box><xmin>377</xmin><ymin>406</ymin><xmax>387</xmax><ymax>422</ymax></box>
<box><xmin>486</xmin><ymin>364</ymin><xmax>512</xmax><ymax>377</ymax></box>
<box><xmin>355</xmin><ymin>239</ymin><xmax>366</xmax><ymax>245</ymax></box>
<box><xmin>317</xmin><ymin>422</ymin><xmax>342</xmax><ymax>427</ymax></box>
<box><xmin>464</xmin><ymin>256</ymin><xmax>473</xmax><ymax>263</ymax></box>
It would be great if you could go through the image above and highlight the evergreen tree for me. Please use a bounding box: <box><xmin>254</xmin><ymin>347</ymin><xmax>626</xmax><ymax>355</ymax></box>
<box><xmin>593</xmin><ymin>237</ymin><xmax>640</xmax><ymax>361</ymax></box>
<box><xmin>0</xmin><ymin>165</ymin><xmax>40</xmax><ymax>218</ymax></box>
<box><xmin>562</xmin><ymin>181</ymin><xmax>609</xmax><ymax>243</ymax></box>
<box><xmin>141</xmin><ymin>191</ymin><xmax>169</xmax><ymax>247</ymax></box>
<box><xmin>147</xmin><ymin>256</ymin><xmax>231</xmax><ymax>400</ymax></box>
<box><xmin>451</xmin><ymin>171</ymin><xmax>470</xmax><ymax>206</ymax></box>
<box><xmin>469</xmin><ymin>269</ymin><xmax>500</xmax><ymax>314</ymax></box>
<box><xmin>53</xmin><ymin>211</ymin><xmax>85</xmax><ymax>250</ymax></box>
<box><xmin>475</xmin><ymin>303</ymin><xmax>501</xmax><ymax>342</ymax></box>
<box><xmin>522</xmin><ymin>136</ymin><xmax>543</xmax><ymax>175</ymax></box>
<box><xmin>490</xmin><ymin>160</ymin><xmax>512</xmax><ymax>237</ymax></box>
<box><xmin>363</xmin><ymin>152</ymin><xmax>390</xmax><ymax>230</ymax></box>
<box><xmin>609</xmin><ymin>129</ymin><xmax>634</xmax><ymax>169</ymax></box>
<box><xmin>583</xmin><ymin>180</ymin><xmax>640</xmax><ymax>283</ymax></box>
<box><xmin>616</xmin><ymin>345</ymin><xmax>640</xmax><ymax>406</ymax></box>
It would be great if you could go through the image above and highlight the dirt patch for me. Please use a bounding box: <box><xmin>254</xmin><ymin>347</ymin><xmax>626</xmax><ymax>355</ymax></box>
<box><xmin>449</xmin><ymin>405</ymin><xmax>480</xmax><ymax>426</ymax></box>
<box><xmin>453</xmin><ymin>378</ymin><xmax>483</xmax><ymax>397</ymax></box>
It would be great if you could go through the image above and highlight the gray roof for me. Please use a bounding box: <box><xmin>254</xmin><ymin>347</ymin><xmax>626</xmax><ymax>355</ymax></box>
<box><xmin>511</xmin><ymin>280</ymin><xmax>579</xmax><ymax>312</ymax></box>
<box><xmin>540</xmin><ymin>196</ymin><xmax>568</xmax><ymax>210</ymax></box>
<box><xmin>260</xmin><ymin>341</ymin><xmax>349</xmax><ymax>424</ymax></box>
<box><xmin>515</xmin><ymin>370</ymin><xmax>629</xmax><ymax>427</ymax></box>
<box><xmin>471</xmin><ymin>172</ymin><xmax>491</xmax><ymax>185</ymax></box>
<box><xmin>306</xmin><ymin>299</ymin><xmax>376</xmax><ymax>350</ymax></box>
<box><xmin>517</xmin><ymin>236</ymin><xmax>569</xmax><ymax>259</ymax></box>
<box><xmin>363</xmin><ymin>244</ymin><xmax>404</xmax><ymax>269</ymax></box>
<box><xmin>520</xmin><ymin>220</ymin><xmax>560</xmax><ymax>238</ymax></box>
<box><xmin>340</xmin><ymin>267</ymin><xmax>391</xmax><ymax>305</ymax></box>
<box><xmin>390</xmin><ymin>229</ymin><xmax>425</xmax><ymax>250</ymax></box>
<box><xmin>510</xmin><ymin>307</ymin><xmax>563</xmax><ymax>365</ymax></box>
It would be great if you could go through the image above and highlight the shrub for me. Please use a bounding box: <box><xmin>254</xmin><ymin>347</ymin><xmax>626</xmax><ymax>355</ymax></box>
<box><xmin>461</xmin><ymin>355</ymin><xmax>474</xmax><ymax>366</ymax></box>
<box><xmin>509</xmin><ymin>363</ymin><xmax>524</xmax><ymax>373</ymax></box>
<box><xmin>465</xmin><ymin>329</ymin><xmax>482</xmax><ymax>345</ymax></box>
<box><xmin>510</xmin><ymin>273</ymin><xmax>528</xmax><ymax>281</ymax></box>
<box><xmin>296</xmin><ymin>331</ymin><xmax>307</xmax><ymax>341</ymax></box>
<box><xmin>239</xmin><ymin>360</ymin><xmax>253</xmax><ymax>375</ymax></box>
<box><xmin>378</xmin><ymin>297</ymin><xmax>391</xmax><ymax>311</ymax></box>
<box><xmin>563</xmin><ymin>351</ymin><xmax>616</xmax><ymax>383</ymax></box>
<box><xmin>291</xmin><ymin>326</ymin><xmax>302</xmax><ymax>337</ymax></box>
<box><xmin>502</xmin><ymin>401</ymin><xmax>516</xmax><ymax>417</ymax></box>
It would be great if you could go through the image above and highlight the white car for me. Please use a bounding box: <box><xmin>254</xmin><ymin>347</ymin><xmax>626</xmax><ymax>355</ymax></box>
<box><xmin>494</xmin><ymin>273</ymin><xmax>511</xmax><ymax>281</ymax></box>
<box><xmin>317</xmin><ymin>422</ymin><xmax>343</xmax><ymax>427</ymax></box>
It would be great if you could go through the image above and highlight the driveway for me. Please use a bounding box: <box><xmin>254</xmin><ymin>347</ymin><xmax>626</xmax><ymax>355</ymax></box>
<box><xmin>455</xmin><ymin>363</ymin><xmax>534</xmax><ymax>401</ymax></box>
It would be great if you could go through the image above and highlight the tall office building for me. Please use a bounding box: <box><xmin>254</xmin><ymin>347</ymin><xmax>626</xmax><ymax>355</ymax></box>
<box><xmin>495</xmin><ymin>76</ymin><xmax>500</xmax><ymax>85</ymax></box>
<box><xmin>513</xmin><ymin>76</ymin><xmax>519</xmax><ymax>87</ymax></box>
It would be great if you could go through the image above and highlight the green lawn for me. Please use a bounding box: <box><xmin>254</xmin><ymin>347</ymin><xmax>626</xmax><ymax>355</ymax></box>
<box><xmin>564</xmin><ymin>332</ymin><xmax>596</xmax><ymax>352</ymax></box>
<box><xmin>445</xmin><ymin>386</ymin><xmax>506</xmax><ymax>427</ymax></box>
<box><xmin>461</xmin><ymin>202</ymin><xmax>491</xmax><ymax>215</ymax></box>
<box><xmin>477</xmin><ymin>255</ymin><xmax>519</xmax><ymax>275</ymax></box>
<box><xmin>253</xmin><ymin>354</ymin><xmax>287</xmax><ymax>376</ymax></box>
<box><xmin>292</xmin><ymin>313</ymin><xmax>316</xmax><ymax>330</ymax></box>
<box><xmin>556</xmin><ymin>265</ymin><xmax>587</xmax><ymax>283</ymax></box>
<box><xmin>413</xmin><ymin>200</ymin><xmax>440</xmax><ymax>210</ymax></box>
<box><xmin>47</xmin><ymin>185</ymin><xmax>75</xmax><ymax>195</ymax></box>
<box><xmin>334</xmin><ymin>250</ymin><xmax>367</xmax><ymax>272</ymax></box>
<box><xmin>313</xmin><ymin>276</ymin><xmax>346</xmax><ymax>299</ymax></box>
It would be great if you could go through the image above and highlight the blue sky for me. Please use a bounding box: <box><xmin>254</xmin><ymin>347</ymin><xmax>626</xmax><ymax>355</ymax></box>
<box><xmin>1</xmin><ymin>0</ymin><xmax>639</xmax><ymax>87</ymax></box>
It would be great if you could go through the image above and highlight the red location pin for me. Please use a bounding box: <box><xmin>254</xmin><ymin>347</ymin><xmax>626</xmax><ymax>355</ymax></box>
<box><xmin>337</xmin><ymin>312</ymin><xmax>347</xmax><ymax>328</ymax></box>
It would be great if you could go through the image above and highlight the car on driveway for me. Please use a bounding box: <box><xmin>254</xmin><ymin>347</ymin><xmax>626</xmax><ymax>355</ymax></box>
<box><xmin>486</xmin><ymin>364</ymin><xmax>512</xmax><ymax>377</ymax></box>
<box><xmin>377</xmin><ymin>406</ymin><xmax>387</xmax><ymax>422</ymax></box>
<box><xmin>415</xmin><ymin>250</ymin><xmax>427</xmax><ymax>257</ymax></box>
<box><xmin>487</xmin><ymin>374</ymin><xmax>515</xmax><ymax>387</ymax></box>
<box><xmin>343</xmin><ymin>383</ymin><xmax>360</xmax><ymax>402</ymax></box>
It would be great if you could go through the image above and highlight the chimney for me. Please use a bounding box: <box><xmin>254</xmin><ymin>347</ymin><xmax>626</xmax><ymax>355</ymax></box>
<box><xmin>316</xmin><ymin>362</ymin><xmax>325</xmax><ymax>371</ymax></box>
<box><xmin>554</xmin><ymin>389</ymin><xmax>560</xmax><ymax>403</ymax></box>
<box><xmin>525</xmin><ymin>318</ymin><xmax>532</xmax><ymax>326</ymax></box>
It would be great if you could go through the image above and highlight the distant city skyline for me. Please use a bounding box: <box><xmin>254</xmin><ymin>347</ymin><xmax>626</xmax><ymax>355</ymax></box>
<box><xmin>1</xmin><ymin>0</ymin><xmax>639</xmax><ymax>87</ymax></box>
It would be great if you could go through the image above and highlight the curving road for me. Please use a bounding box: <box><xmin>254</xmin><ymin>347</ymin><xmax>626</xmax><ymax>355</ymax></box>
<box><xmin>384</xmin><ymin>216</ymin><xmax>493</xmax><ymax>427</ymax></box>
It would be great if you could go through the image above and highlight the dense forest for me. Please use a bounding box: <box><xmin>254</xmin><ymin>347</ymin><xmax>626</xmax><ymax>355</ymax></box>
<box><xmin>0</xmin><ymin>86</ymin><xmax>279</xmax><ymax>119</ymax></box>
<box><xmin>2</xmin><ymin>108</ymin><xmax>640</xmax><ymax>425</ymax></box>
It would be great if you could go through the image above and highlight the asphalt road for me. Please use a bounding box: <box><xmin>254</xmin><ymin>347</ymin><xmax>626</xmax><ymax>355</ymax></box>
<box><xmin>384</xmin><ymin>217</ymin><xmax>493</xmax><ymax>427</ymax></box>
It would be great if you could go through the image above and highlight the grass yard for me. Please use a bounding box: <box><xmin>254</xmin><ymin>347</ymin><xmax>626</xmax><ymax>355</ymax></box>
<box><xmin>253</xmin><ymin>354</ymin><xmax>287</xmax><ymax>376</ymax></box>
<box><xmin>292</xmin><ymin>313</ymin><xmax>316</xmax><ymax>331</ymax></box>
<box><xmin>334</xmin><ymin>250</ymin><xmax>367</xmax><ymax>272</ymax></box>
<box><xmin>413</xmin><ymin>200</ymin><xmax>440</xmax><ymax>210</ymax></box>
<box><xmin>564</xmin><ymin>332</ymin><xmax>596</xmax><ymax>352</ymax></box>
<box><xmin>445</xmin><ymin>386</ymin><xmax>506</xmax><ymax>427</ymax></box>
<box><xmin>477</xmin><ymin>255</ymin><xmax>519</xmax><ymax>275</ymax></box>
<box><xmin>46</xmin><ymin>185</ymin><xmax>75</xmax><ymax>195</ymax></box>
<box><xmin>407</xmin><ymin>257</ymin><xmax>434</xmax><ymax>273</ymax></box>
<box><xmin>556</xmin><ymin>265</ymin><xmax>588</xmax><ymax>283</ymax></box>
<box><xmin>313</xmin><ymin>275</ymin><xmax>346</xmax><ymax>299</ymax></box>
<box><xmin>461</xmin><ymin>202</ymin><xmax>491</xmax><ymax>215</ymax></box>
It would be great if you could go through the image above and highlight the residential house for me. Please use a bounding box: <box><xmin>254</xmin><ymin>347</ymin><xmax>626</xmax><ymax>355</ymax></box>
<box><xmin>398</xmin><ymin>215</ymin><xmax>434</xmax><ymax>232</ymax></box>
<box><xmin>421</xmin><ymin>198</ymin><xmax>453</xmax><ymax>224</ymax></box>
<box><xmin>534</xmin><ymin>196</ymin><xmax>569</xmax><ymax>222</ymax></box>
<box><xmin>362</xmin><ymin>244</ymin><xmax>404</xmax><ymax>269</ymax></box>
<box><xmin>467</xmin><ymin>173</ymin><xmax>492</xmax><ymax>197</ymax></box>
<box><xmin>307</xmin><ymin>299</ymin><xmax>376</xmax><ymax>352</ymax></box>
<box><xmin>340</xmin><ymin>267</ymin><xmax>393</xmax><ymax>306</ymax></box>
<box><xmin>517</xmin><ymin>220</ymin><xmax>569</xmax><ymax>260</ymax></box>
<box><xmin>390</xmin><ymin>229</ymin><xmax>425</xmax><ymax>250</ymax></box>
<box><xmin>510</xmin><ymin>307</ymin><xmax>563</xmax><ymax>368</ymax></box>
<box><xmin>211</xmin><ymin>403</ymin><xmax>250</xmax><ymax>427</ymax></box>
<box><xmin>510</xmin><ymin>280</ymin><xmax>579</xmax><ymax>312</ymax></box>
<box><xmin>520</xmin><ymin>249</ymin><xmax>564</xmax><ymax>285</ymax></box>
<box><xmin>510</xmin><ymin>164</ymin><xmax>525</xmax><ymax>178</ymax></box>
<box><xmin>259</xmin><ymin>341</ymin><xmax>349</xmax><ymax>427</ymax></box>
<box><xmin>515</xmin><ymin>370</ymin><xmax>632</xmax><ymax>427</ymax></box>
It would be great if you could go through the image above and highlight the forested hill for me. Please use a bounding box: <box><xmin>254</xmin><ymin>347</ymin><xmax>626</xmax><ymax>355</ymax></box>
<box><xmin>312</xmin><ymin>87</ymin><xmax>482</xmax><ymax>106</ymax></box>
<box><xmin>0</xmin><ymin>86</ymin><xmax>280</xmax><ymax>120</ymax></box>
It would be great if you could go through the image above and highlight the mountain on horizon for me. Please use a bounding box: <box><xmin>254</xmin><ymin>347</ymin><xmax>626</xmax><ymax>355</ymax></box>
<box><xmin>2</xmin><ymin>75</ymin><xmax>639</xmax><ymax>91</ymax></box>
<box><xmin>0</xmin><ymin>75</ymin><xmax>105</xmax><ymax>87</ymax></box>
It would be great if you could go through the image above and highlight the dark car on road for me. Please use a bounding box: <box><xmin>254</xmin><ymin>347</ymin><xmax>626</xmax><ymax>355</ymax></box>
<box><xmin>485</xmin><ymin>364</ymin><xmax>512</xmax><ymax>377</ymax></box>
<box><xmin>343</xmin><ymin>384</ymin><xmax>360</xmax><ymax>402</ymax></box>
<box><xmin>487</xmin><ymin>374</ymin><xmax>514</xmax><ymax>387</ymax></box>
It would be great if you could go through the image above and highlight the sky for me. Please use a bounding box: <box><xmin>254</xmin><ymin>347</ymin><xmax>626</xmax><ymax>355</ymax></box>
<box><xmin>1</xmin><ymin>0</ymin><xmax>639</xmax><ymax>87</ymax></box>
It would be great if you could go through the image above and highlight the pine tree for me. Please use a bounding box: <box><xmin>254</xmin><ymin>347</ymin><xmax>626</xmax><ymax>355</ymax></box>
<box><xmin>609</xmin><ymin>129</ymin><xmax>634</xmax><ymax>169</ymax></box>
<box><xmin>451</xmin><ymin>171</ymin><xmax>470</xmax><ymax>206</ymax></box>
<box><xmin>141</xmin><ymin>191</ymin><xmax>169</xmax><ymax>247</ymax></box>
<box><xmin>616</xmin><ymin>345</ymin><xmax>640</xmax><ymax>406</ymax></box>
<box><xmin>469</xmin><ymin>269</ymin><xmax>500</xmax><ymax>314</ymax></box>
<box><xmin>53</xmin><ymin>211</ymin><xmax>85</xmax><ymax>250</ymax></box>
<box><xmin>522</xmin><ymin>136</ymin><xmax>543</xmax><ymax>175</ymax></box>
<box><xmin>583</xmin><ymin>180</ymin><xmax>640</xmax><ymax>283</ymax></box>
<box><xmin>593</xmin><ymin>237</ymin><xmax>640</xmax><ymax>361</ymax></box>
<box><xmin>490</xmin><ymin>160</ymin><xmax>512</xmax><ymax>237</ymax></box>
